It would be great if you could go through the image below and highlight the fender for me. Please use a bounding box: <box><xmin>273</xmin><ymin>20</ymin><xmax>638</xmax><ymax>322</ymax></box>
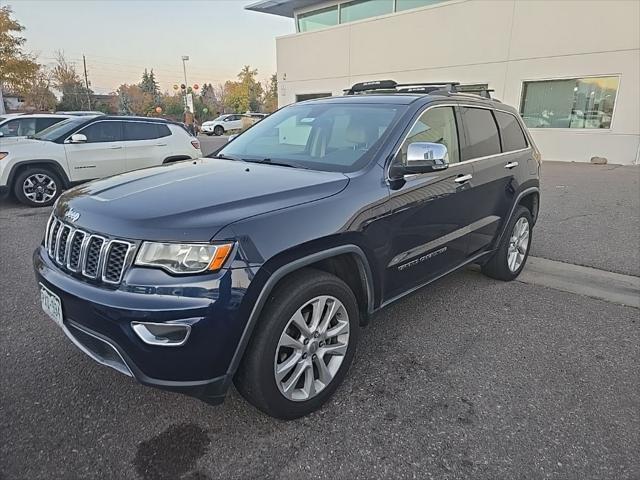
<box><xmin>494</xmin><ymin>186</ymin><xmax>540</xmax><ymax>247</ymax></box>
<box><xmin>225</xmin><ymin>245</ymin><xmax>374</xmax><ymax>377</ymax></box>
<box><xmin>6</xmin><ymin>159</ymin><xmax>71</xmax><ymax>189</ymax></box>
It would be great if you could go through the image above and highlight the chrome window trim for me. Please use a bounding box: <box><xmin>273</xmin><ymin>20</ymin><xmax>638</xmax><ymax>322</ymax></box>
<box><xmin>385</xmin><ymin>102</ymin><xmax>532</xmax><ymax>183</ymax></box>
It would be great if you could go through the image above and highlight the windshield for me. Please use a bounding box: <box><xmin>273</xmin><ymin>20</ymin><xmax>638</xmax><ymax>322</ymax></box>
<box><xmin>33</xmin><ymin>117</ymin><xmax>87</xmax><ymax>141</ymax></box>
<box><xmin>217</xmin><ymin>103</ymin><xmax>404</xmax><ymax>172</ymax></box>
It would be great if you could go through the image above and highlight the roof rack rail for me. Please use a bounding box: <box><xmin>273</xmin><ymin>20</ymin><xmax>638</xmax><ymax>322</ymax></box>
<box><xmin>343</xmin><ymin>80</ymin><xmax>498</xmax><ymax>100</ymax></box>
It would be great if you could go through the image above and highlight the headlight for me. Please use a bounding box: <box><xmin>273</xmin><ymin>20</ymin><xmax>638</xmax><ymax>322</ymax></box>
<box><xmin>135</xmin><ymin>242</ymin><xmax>234</xmax><ymax>274</ymax></box>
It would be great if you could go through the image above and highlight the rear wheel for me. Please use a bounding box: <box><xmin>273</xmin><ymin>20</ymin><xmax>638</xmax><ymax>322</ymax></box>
<box><xmin>13</xmin><ymin>167</ymin><xmax>63</xmax><ymax>207</ymax></box>
<box><xmin>234</xmin><ymin>269</ymin><xmax>359</xmax><ymax>419</ymax></box>
<box><xmin>481</xmin><ymin>205</ymin><xmax>532</xmax><ymax>281</ymax></box>
<box><xmin>213</xmin><ymin>125</ymin><xmax>224</xmax><ymax>136</ymax></box>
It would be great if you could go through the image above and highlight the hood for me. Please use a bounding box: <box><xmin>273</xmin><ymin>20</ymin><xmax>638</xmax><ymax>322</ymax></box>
<box><xmin>0</xmin><ymin>137</ymin><xmax>50</xmax><ymax>148</ymax></box>
<box><xmin>55</xmin><ymin>158</ymin><xmax>349</xmax><ymax>242</ymax></box>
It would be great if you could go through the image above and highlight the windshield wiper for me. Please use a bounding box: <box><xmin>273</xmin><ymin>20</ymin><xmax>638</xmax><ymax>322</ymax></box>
<box><xmin>208</xmin><ymin>153</ymin><xmax>244</xmax><ymax>161</ymax></box>
<box><xmin>245</xmin><ymin>158</ymin><xmax>306</xmax><ymax>169</ymax></box>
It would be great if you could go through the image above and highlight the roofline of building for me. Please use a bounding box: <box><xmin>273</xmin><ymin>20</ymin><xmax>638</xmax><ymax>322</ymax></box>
<box><xmin>245</xmin><ymin>0</ymin><xmax>327</xmax><ymax>18</ymax></box>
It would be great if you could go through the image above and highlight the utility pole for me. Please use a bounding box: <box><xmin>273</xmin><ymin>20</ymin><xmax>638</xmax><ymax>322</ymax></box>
<box><xmin>82</xmin><ymin>54</ymin><xmax>92</xmax><ymax>109</ymax></box>
<box><xmin>181</xmin><ymin>55</ymin><xmax>189</xmax><ymax>108</ymax></box>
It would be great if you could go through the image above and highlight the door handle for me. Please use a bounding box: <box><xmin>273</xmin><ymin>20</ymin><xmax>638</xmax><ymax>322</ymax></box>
<box><xmin>454</xmin><ymin>174</ymin><xmax>473</xmax><ymax>184</ymax></box>
<box><xmin>155</xmin><ymin>143</ymin><xmax>167</xmax><ymax>147</ymax></box>
<box><xmin>504</xmin><ymin>161</ymin><xmax>519</xmax><ymax>169</ymax></box>
<box><xmin>109</xmin><ymin>146</ymin><xmax>123</xmax><ymax>150</ymax></box>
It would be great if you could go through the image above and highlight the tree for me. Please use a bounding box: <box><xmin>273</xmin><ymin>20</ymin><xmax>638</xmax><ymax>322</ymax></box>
<box><xmin>117</xmin><ymin>84</ymin><xmax>154</xmax><ymax>116</ymax></box>
<box><xmin>51</xmin><ymin>51</ymin><xmax>92</xmax><ymax>111</ymax></box>
<box><xmin>139</xmin><ymin>68</ymin><xmax>159</xmax><ymax>98</ymax></box>
<box><xmin>237</xmin><ymin>65</ymin><xmax>264</xmax><ymax>112</ymax></box>
<box><xmin>22</xmin><ymin>69</ymin><xmax>56</xmax><ymax>111</ymax></box>
<box><xmin>0</xmin><ymin>6</ymin><xmax>39</xmax><ymax>93</ymax></box>
<box><xmin>262</xmin><ymin>74</ymin><xmax>278</xmax><ymax>113</ymax></box>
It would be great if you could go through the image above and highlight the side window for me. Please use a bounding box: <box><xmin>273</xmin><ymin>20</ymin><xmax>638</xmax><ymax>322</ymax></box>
<box><xmin>460</xmin><ymin>107</ymin><xmax>501</xmax><ymax>160</ymax></box>
<box><xmin>0</xmin><ymin>119</ymin><xmax>20</xmax><ymax>136</ymax></box>
<box><xmin>399</xmin><ymin>106</ymin><xmax>460</xmax><ymax>165</ymax></box>
<box><xmin>124</xmin><ymin>122</ymin><xmax>159</xmax><ymax>141</ymax></box>
<box><xmin>0</xmin><ymin>118</ymin><xmax>36</xmax><ymax>137</ymax></box>
<box><xmin>494</xmin><ymin>111</ymin><xmax>528</xmax><ymax>152</ymax></box>
<box><xmin>80</xmin><ymin>121</ymin><xmax>123</xmax><ymax>143</ymax></box>
<box><xmin>36</xmin><ymin>118</ymin><xmax>65</xmax><ymax>132</ymax></box>
<box><xmin>156</xmin><ymin>124</ymin><xmax>171</xmax><ymax>138</ymax></box>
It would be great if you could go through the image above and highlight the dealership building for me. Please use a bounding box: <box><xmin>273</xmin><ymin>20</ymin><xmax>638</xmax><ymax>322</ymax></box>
<box><xmin>247</xmin><ymin>0</ymin><xmax>640</xmax><ymax>165</ymax></box>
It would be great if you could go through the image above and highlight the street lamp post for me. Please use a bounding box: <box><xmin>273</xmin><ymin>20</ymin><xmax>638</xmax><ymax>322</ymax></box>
<box><xmin>181</xmin><ymin>55</ymin><xmax>189</xmax><ymax>108</ymax></box>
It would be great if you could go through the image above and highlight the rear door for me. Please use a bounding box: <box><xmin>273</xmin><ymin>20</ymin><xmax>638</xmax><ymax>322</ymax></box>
<box><xmin>64</xmin><ymin>120</ymin><xmax>126</xmax><ymax>181</ymax></box>
<box><xmin>459</xmin><ymin>107</ymin><xmax>528</xmax><ymax>255</ymax></box>
<box><xmin>123</xmin><ymin>121</ymin><xmax>171</xmax><ymax>171</ymax></box>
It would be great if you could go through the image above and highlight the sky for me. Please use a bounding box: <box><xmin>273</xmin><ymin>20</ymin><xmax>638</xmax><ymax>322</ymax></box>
<box><xmin>6</xmin><ymin>0</ymin><xmax>294</xmax><ymax>94</ymax></box>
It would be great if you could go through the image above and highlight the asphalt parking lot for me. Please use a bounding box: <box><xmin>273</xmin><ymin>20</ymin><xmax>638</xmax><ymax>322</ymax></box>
<box><xmin>1</xmin><ymin>160</ymin><xmax>638</xmax><ymax>480</ymax></box>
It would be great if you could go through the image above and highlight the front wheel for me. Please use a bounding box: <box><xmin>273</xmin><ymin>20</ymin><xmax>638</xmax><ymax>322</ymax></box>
<box><xmin>13</xmin><ymin>167</ymin><xmax>63</xmax><ymax>207</ymax></box>
<box><xmin>481</xmin><ymin>205</ymin><xmax>533</xmax><ymax>281</ymax></box>
<box><xmin>234</xmin><ymin>269</ymin><xmax>359</xmax><ymax>419</ymax></box>
<box><xmin>213</xmin><ymin>125</ymin><xmax>224</xmax><ymax>136</ymax></box>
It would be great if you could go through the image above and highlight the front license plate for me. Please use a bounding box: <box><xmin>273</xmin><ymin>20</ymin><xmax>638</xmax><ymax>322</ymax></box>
<box><xmin>40</xmin><ymin>284</ymin><xmax>63</xmax><ymax>327</ymax></box>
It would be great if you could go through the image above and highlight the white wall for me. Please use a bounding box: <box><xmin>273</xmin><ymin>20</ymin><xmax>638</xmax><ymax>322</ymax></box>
<box><xmin>275</xmin><ymin>0</ymin><xmax>640</xmax><ymax>164</ymax></box>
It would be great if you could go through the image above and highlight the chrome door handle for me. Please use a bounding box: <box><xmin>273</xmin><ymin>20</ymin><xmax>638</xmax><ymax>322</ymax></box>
<box><xmin>505</xmin><ymin>161</ymin><xmax>519</xmax><ymax>169</ymax></box>
<box><xmin>155</xmin><ymin>143</ymin><xmax>167</xmax><ymax>146</ymax></box>
<box><xmin>109</xmin><ymin>146</ymin><xmax>123</xmax><ymax>150</ymax></box>
<box><xmin>454</xmin><ymin>174</ymin><xmax>473</xmax><ymax>184</ymax></box>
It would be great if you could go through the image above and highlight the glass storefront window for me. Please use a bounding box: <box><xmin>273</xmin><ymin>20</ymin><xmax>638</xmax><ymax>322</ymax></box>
<box><xmin>396</xmin><ymin>0</ymin><xmax>445</xmax><ymax>12</ymax></box>
<box><xmin>520</xmin><ymin>76</ymin><xmax>619</xmax><ymax>129</ymax></box>
<box><xmin>340</xmin><ymin>0</ymin><xmax>394</xmax><ymax>23</ymax></box>
<box><xmin>297</xmin><ymin>6</ymin><xmax>339</xmax><ymax>32</ymax></box>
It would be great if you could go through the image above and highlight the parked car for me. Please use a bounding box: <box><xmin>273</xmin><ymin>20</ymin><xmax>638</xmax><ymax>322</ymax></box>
<box><xmin>200</xmin><ymin>113</ymin><xmax>266</xmax><ymax>136</ymax></box>
<box><xmin>0</xmin><ymin>113</ymin><xmax>71</xmax><ymax>139</ymax></box>
<box><xmin>34</xmin><ymin>80</ymin><xmax>540</xmax><ymax>419</ymax></box>
<box><xmin>1</xmin><ymin>115</ymin><xmax>202</xmax><ymax>206</ymax></box>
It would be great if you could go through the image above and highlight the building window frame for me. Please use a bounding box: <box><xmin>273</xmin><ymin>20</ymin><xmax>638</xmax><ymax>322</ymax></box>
<box><xmin>518</xmin><ymin>74</ymin><xmax>621</xmax><ymax>132</ymax></box>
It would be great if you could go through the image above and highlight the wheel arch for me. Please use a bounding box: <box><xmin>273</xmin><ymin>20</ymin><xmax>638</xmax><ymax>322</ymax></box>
<box><xmin>494</xmin><ymin>186</ymin><xmax>540</xmax><ymax>247</ymax></box>
<box><xmin>7</xmin><ymin>160</ymin><xmax>71</xmax><ymax>191</ymax></box>
<box><xmin>226</xmin><ymin>244</ymin><xmax>375</xmax><ymax>378</ymax></box>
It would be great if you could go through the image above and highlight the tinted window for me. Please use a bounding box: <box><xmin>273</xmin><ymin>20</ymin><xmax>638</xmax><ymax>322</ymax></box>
<box><xmin>298</xmin><ymin>5</ymin><xmax>338</xmax><ymax>32</ymax></box>
<box><xmin>36</xmin><ymin>117</ymin><xmax>65</xmax><ymax>132</ymax></box>
<box><xmin>34</xmin><ymin>117</ymin><xmax>87</xmax><ymax>141</ymax></box>
<box><xmin>399</xmin><ymin>106</ymin><xmax>460</xmax><ymax>165</ymax></box>
<box><xmin>124</xmin><ymin>122</ymin><xmax>158</xmax><ymax>141</ymax></box>
<box><xmin>0</xmin><ymin>118</ymin><xmax>36</xmax><ymax>137</ymax></box>
<box><xmin>460</xmin><ymin>107</ymin><xmax>501</xmax><ymax>160</ymax></box>
<box><xmin>80</xmin><ymin>121</ymin><xmax>123</xmax><ymax>143</ymax></box>
<box><xmin>157</xmin><ymin>124</ymin><xmax>171</xmax><ymax>138</ymax></box>
<box><xmin>495</xmin><ymin>111</ymin><xmax>528</xmax><ymax>151</ymax></box>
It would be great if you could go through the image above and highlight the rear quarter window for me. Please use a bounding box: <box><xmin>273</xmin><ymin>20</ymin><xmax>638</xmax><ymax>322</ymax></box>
<box><xmin>156</xmin><ymin>124</ymin><xmax>171</xmax><ymax>138</ymax></box>
<box><xmin>494</xmin><ymin>111</ymin><xmax>528</xmax><ymax>151</ymax></box>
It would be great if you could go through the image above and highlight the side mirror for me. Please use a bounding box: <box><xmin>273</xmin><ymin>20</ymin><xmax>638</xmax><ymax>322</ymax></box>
<box><xmin>391</xmin><ymin>142</ymin><xmax>449</xmax><ymax>178</ymax></box>
<box><xmin>68</xmin><ymin>133</ymin><xmax>87</xmax><ymax>144</ymax></box>
<box><xmin>0</xmin><ymin>131</ymin><xmax>4</xmax><ymax>137</ymax></box>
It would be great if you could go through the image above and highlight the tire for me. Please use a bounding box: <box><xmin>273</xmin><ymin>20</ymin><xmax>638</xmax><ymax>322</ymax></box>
<box><xmin>481</xmin><ymin>205</ymin><xmax>533</xmax><ymax>281</ymax></box>
<box><xmin>213</xmin><ymin>125</ymin><xmax>224</xmax><ymax>136</ymax></box>
<box><xmin>13</xmin><ymin>167</ymin><xmax>63</xmax><ymax>207</ymax></box>
<box><xmin>234</xmin><ymin>268</ymin><xmax>360</xmax><ymax>419</ymax></box>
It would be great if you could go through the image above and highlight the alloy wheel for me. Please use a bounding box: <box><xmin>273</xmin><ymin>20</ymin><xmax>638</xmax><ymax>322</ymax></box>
<box><xmin>507</xmin><ymin>217</ymin><xmax>530</xmax><ymax>272</ymax></box>
<box><xmin>22</xmin><ymin>173</ymin><xmax>57</xmax><ymax>204</ymax></box>
<box><xmin>274</xmin><ymin>295</ymin><xmax>350</xmax><ymax>402</ymax></box>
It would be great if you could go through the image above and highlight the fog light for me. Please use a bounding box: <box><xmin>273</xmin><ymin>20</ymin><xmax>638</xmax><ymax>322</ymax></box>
<box><xmin>131</xmin><ymin>322</ymin><xmax>191</xmax><ymax>347</ymax></box>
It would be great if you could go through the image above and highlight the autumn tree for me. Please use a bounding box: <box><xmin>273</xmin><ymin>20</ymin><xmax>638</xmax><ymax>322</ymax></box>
<box><xmin>262</xmin><ymin>74</ymin><xmax>278</xmax><ymax>113</ymax></box>
<box><xmin>0</xmin><ymin>6</ymin><xmax>39</xmax><ymax>93</ymax></box>
<box><xmin>51</xmin><ymin>51</ymin><xmax>93</xmax><ymax>111</ymax></box>
<box><xmin>22</xmin><ymin>69</ymin><xmax>57</xmax><ymax>111</ymax></box>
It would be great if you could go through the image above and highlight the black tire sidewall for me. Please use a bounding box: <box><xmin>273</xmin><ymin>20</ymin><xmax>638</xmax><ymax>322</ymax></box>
<box><xmin>13</xmin><ymin>168</ymin><xmax>62</xmax><ymax>207</ymax></box>
<box><xmin>490</xmin><ymin>206</ymin><xmax>533</xmax><ymax>280</ymax></box>
<box><xmin>236</xmin><ymin>270</ymin><xmax>359</xmax><ymax>419</ymax></box>
<box><xmin>214</xmin><ymin>126</ymin><xmax>224</xmax><ymax>136</ymax></box>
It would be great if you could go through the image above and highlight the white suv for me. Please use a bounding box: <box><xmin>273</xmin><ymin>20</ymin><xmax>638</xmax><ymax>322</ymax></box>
<box><xmin>0</xmin><ymin>115</ymin><xmax>202</xmax><ymax>207</ymax></box>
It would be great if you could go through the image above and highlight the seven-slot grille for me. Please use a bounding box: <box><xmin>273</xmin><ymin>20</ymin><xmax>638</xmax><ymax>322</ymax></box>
<box><xmin>45</xmin><ymin>216</ymin><xmax>135</xmax><ymax>285</ymax></box>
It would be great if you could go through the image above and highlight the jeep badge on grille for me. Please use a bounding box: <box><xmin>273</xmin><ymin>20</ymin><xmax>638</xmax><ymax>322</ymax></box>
<box><xmin>63</xmin><ymin>208</ymin><xmax>80</xmax><ymax>223</ymax></box>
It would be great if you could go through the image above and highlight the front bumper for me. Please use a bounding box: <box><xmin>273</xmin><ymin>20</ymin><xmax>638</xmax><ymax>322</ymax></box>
<box><xmin>34</xmin><ymin>245</ymin><xmax>255</xmax><ymax>404</ymax></box>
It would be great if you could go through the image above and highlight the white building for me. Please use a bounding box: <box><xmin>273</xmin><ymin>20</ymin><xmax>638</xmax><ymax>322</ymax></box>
<box><xmin>247</xmin><ymin>0</ymin><xmax>640</xmax><ymax>165</ymax></box>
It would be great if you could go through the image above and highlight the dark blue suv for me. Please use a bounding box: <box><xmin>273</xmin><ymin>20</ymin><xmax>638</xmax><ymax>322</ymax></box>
<box><xmin>34</xmin><ymin>81</ymin><xmax>540</xmax><ymax>419</ymax></box>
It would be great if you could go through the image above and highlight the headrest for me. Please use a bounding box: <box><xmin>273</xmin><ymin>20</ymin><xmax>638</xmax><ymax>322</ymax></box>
<box><xmin>345</xmin><ymin>122</ymin><xmax>367</xmax><ymax>144</ymax></box>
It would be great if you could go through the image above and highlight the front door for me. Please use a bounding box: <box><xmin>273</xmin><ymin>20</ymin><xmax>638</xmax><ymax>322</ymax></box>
<box><xmin>64</xmin><ymin>120</ymin><xmax>126</xmax><ymax>181</ymax></box>
<box><xmin>383</xmin><ymin>105</ymin><xmax>474</xmax><ymax>301</ymax></box>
